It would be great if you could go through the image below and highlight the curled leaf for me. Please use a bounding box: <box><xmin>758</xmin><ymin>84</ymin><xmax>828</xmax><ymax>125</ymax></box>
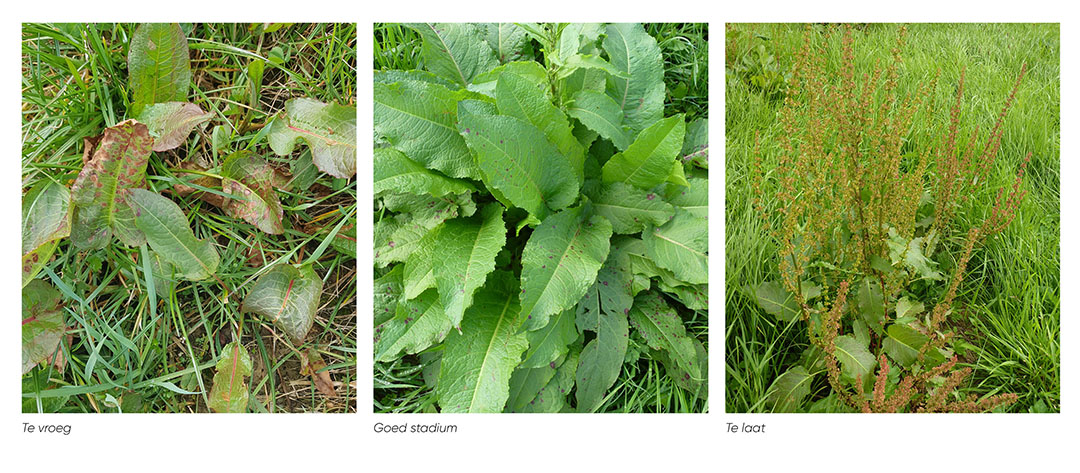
<box><xmin>137</xmin><ymin>102</ymin><xmax>213</xmax><ymax>151</ymax></box>
<box><xmin>267</xmin><ymin>98</ymin><xmax>357</xmax><ymax>179</ymax></box>
<box><xmin>221</xmin><ymin>151</ymin><xmax>288</xmax><ymax>234</ymax></box>
<box><xmin>242</xmin><ymin>264</ymin><xmax>323</xmax><ymax>343</ymax></box>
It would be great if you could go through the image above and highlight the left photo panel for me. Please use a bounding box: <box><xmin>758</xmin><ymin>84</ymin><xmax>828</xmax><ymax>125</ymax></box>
<box><xmin>21</xmin><ymin>23</ymin><xmax>357</xmax><ymax>413</ymax></box>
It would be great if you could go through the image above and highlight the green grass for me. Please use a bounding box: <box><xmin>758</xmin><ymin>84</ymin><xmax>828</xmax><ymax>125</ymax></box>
<box><xmin>21</xmin><ymin>23</ymin><xmax>357</xmax><ymax>413</ymax></box>
<box><xmin>373</xmin><ymin>23</ymin><xmax>709</xmax><ymax>413</ymax></box>
<box><xmin>725</xmin><ymin>23</ymin><xmax>1059</xmax><ymax>412</ymax></box>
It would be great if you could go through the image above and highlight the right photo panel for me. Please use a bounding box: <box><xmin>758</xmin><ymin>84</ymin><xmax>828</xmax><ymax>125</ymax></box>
<box><xmin>726</xmin><ymin>23</ymin><xmax>1059</xmax><ymax>413</ymax></box>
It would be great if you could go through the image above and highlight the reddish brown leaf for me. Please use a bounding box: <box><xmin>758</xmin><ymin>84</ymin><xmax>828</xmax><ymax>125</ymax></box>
<box><xmin>301</xmin><ymin>349</ymin><xmax>338</xmax><ymax>398</ymax></box>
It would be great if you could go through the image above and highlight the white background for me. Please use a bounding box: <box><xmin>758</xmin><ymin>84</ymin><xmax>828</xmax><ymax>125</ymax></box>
<box><xmin>3</xmin><ymin>0</ymin><xmax>1074</xmax><ymax>471</ymax></box>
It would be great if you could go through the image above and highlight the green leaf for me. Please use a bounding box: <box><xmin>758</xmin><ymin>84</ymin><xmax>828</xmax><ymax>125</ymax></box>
<box><xmin>602</xmin><ymin>23</ymin><xmax>665</xmax><ymax>134</ymax></box>
<box><xmin>136</xmin><ymin>102</ymin><xmax>212</xmax><ymax>151</ymax></box>
<box><xmin>882</xmin><ymin>323</ymin><xmax>930</xmax><ymax>368</ymax></box>
<box><xmin>128</xmin><ymin>23</ymin><xmax>190</xmax><ymax>115</ymax></box>
<box><xmin>468</xmin><ymin>61</ymin><xmax>548</xmax><ymax>98</ymax></box>
<box><xmin>374</xmin><ymin>289</ymin><xmax>453</xmax><ymax>362</ymax></box>
<box><xmin>70</xmin><ymin>120</ymin><xmax>154</xmax><ymax>249</ymax></box>
<box><xmin>665</xmin><ymin>177</ymin><xmax>708</xmax><ymax>219</ymax></box>
<box><xmin>628</xmin><ymin>291</ymin><xmax>700</xmax><ymax>381</ymax></box>
<box><xmin>435</xmin><ymin>205</ymin><xmax>507</xmax><ymax>328</ymax></box>
<box><xmin>521</xmin><ymin>308</ymin><xmax>577</xmax><ymax>369</ymax></box>
<box><xmin>591</xmin><ymin>182</ymin><xmax>675</xmax><ymax>234</ymax></box>
<box><xmin>662</xmin><ymin>338</ymin><xmax>708</xmax><ymax>397</ymax></box>
<box><xmin>601</xmin><ymin>114</ymin><xmax>686</xmax><ymax>190</ymax></box>
<box><xmin>374</xmin><ymin>69</ymin><xmax>458</xmax><ymax>88</ymax></box>
<box><xmin>22</xmin><ymin>280</ymin><xmax>65</xmax><ymax>374</ymax></box>
<box><xmin>402</xmin><ymin>225</ymin><xmax>440</xmax><ymax>300</ymax></box>
<box><xmin>557</xmin><ymin>53</ymin><xmax>628</xmax><ymax>80</ymax></box>
<box><xmin>457</xmin><ymin>100</ymin><xmax>579</xmax><ymax>221</ymax></box>
<box><xmin>752</xmin><ymin>281</ymin><xmax>800</xmax><ymax>322</ymax></box>
<box><xmin>680</xmin><ymin>117</ymin><xmax>708</xmax><ymax>169</ymax></box>
<box><xmin>407</xmin><ymin>23</ymin><xmax>499</xmax><ymax>87</ymax></box>
<box><xmin>566</xmin><ymin>90</ymin><xmax>633</xmax><ymax>151</ymax></box>
<box><xmin>495</xmin><ymin>71</ymin><xmax>585</xmax><ymax>184</ymax></box>
<box><xmin>437</xmin><ymin>273</ymin><xmax>529</xmax><ymax>413</ymax></box>
<box><xmin>574</xmin><ymin>246</ymin><xmax>630</xmax><ymax>411</ymax></box>
<box><xmin>858</xmin><ymin>279</ymin><xmax>886</xmax><ymax>333</ymax></box>
<box><xmin>266</xmin><ymin>98</ymin><xmax>356</xmax><ymax>178</ymax></box>
<box><xmin>524</xmin><ymin>347</ymin><xmax>580</xmax><ymax>413</ymax></box>
<box><xmin>833</xmin><ymin>335</ymin><xmax>876</xmax><ymax>382</ymax></box>
<box><xmin>643</xmin><ymin>208</ymin><xmax>707</xmax><ymax>285</ymax></box>
<box><xmin>130</xmin><ymin>189</ymin><xmax>220</xmax><ymax>281</ymax></box>
<box><xmin>374</xmin><ymin>265</ymin><xmax>404</xmax><ymax>326</ymax></box>
<box><xmin>481</xmin><ymin>23</ymin><xmax>532</xmax><ymax>64</ymax></box>
<box><xmin>208</xmin><ymin>342</ymin><xmax>252</xmax><ymax>413</ymax></box>
<box><xmin>241</xmin><ymin>264</ymin><xmax>323</xmax><ymax>343</ymax></box>
<box><xmin>22</xmin><ymin>181</ymin><xmax>71</xmax><ymax>287</ymax></box>
<box><xmin>375</xmin><ymin>79</ymin><xmax>482</xmax><ymax>179</ymax></box>
<box><xmin>768</xmin><ymin>366</ymin><xmax>812</xmax><ymax>412</ymax></box>
<box><xmin>220</xmin><ymin>151</ymin><xmax>288</xmax><ymax>234</ymax></box>
<box><xmin>895</xmin><ymin>296</ymin><xmax>925</xmax><ymax>320</ymax></box>
<box><xmin>507</xmin><ymin>354</ymin><xmax>562</xmax><ymax>412</ymax></box>
<box><xmin>659</xmin><ymin>281</ymin><xmax>709</xmax><ymax>311</ymax></box>
<box><xmin>520</xmin><ymin>205</ymin><xmax>613</xmax><ymax>331</ymax></box>
<box><xmin>373</xmin><ymin>147</ymin><xmax>475</xmax><ymax>197</ymax></box>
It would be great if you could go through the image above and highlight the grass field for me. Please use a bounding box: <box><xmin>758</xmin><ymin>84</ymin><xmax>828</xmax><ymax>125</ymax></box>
<box><xmin>22</xmin><ymin>23</ymin><xmax>357</xmax><ymax>413</ymax></box>
<box><xmin>725</xmin><ymin>23</ymin><xmax>1059</xmax><ymax>412</ymax></box>
<box><xmin>373</xmin><ymin>23</ymin><xmax>710</xmax><ymax>413</ymax></box>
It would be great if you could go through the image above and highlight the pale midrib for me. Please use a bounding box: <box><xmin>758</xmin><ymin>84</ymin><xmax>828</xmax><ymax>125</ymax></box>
<box><xmin>652</xmin><ymin>229</ymin><xmax>706</xmax><ymax>258</ymax></box>
<box><xmin>389</xmin><ymin>297</ymin><xmax>442</xmax><ymax>356</ymax></box>
<box><xmin>595</xmin><ymin>202</ymin><xmax>668</xmax><ymax>215</ymax></box>
<box><xmin>835</xmin><ymin>343</ymin><xmax>871</xmax><ymax>373</ymax></box>
<box><xmin>285</xmin><ymin>124</ymin><xmax>356</xmax><ymax>149</ymax></box>
<box><xmin>569</xmin><ymin>106</ymin><xmax>623</xmax><ymax>140</ymax></box>
<box><xmin>470</xmin><ymin>125</ymin><xmax>545</xmax><ymax>208</ymax></box>
<box><xmin>23</xmin><ymin>191</ymin><xmax>63</xmax><ymax>251</ymax></box>
<box><xmin>612</xmin><ymin>28</ymin><xmax>633</xmax><ymax>111</ymax></box>
<box><xmin>452</xmin><ymin>227</ymin><xmax>486</xmax><ymax>319</ymax></box>
<box><xmin>426</xmin><ymin>23</ymin><xmax>469</xmax><ymax>86</ymax></box>
<box><xmin>529</xmin><ymin>226</ymin><xmax>581</xmax><ymax>317</ymax></box>
<box><xmin>376</xmin><ymin>97</ymin><xmax>457</xmax><ymax>133</ymax></box>
<box><xmin>521</xmin><ymin>310</ymin><xmax>565</xmax><ymax>366</ymax></box>
<box><xmin>616</xmin><ymin>123</ymin><xmax>674</xmax><ymax>186</ymax></box>
<box><xmin>135</xmin><ymin>198</ymin><xmax>213</xmax><ymax>277</ymax></box>
<box><xmin>643</xmin><ymin>309</ymin><xmax>689</xmax><ymax>365</ymax></box>
<box><xmin>468</xmin><ymin>292</ymin><xmax>514</xmax><ymax>412</ymax></box>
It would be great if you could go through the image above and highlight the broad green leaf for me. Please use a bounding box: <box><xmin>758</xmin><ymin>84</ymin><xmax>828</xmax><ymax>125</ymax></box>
<box><xmin>554</xmin><ymin>23</ymin><xmax>604</xmax><ymax>64</ymax></box>
<box><xmin>619</xmin><ymin>237</ymin><xmax>684</xmax><ymax>290</ymax></box>
<box><xmin>601</xmin><ymin>114</ymin><xmax>686</xmax><ymax>190</ymax></box>
<box><xmin>574</xmin><ymin>245</ymin><xmax>632</xmax><ymax>411</ymax></box>
<box><xmin>752</xmin><ymin>281</ymin><xmax>800</xmax><ymax>322</ymax></box>
<box><xmin>882</xmin><ymin>323</ymin><xmax>930</xmax><ymax>368</ymax></box>
<box><xmin>266</xmin><ymin>98</ymin><xmax>357</xmax><ymax>178</ymax></box>
<box><xmin>147</xmin><ymin>249</ymin><xmax>179</xmax><ymax>299</ymax></box>
<box><xmin>768</xmin><ymin>366</ymin><xmax>812</xmax><ymax>412</ymax></box>
<box><xmin>208</xmin><ymin>342</ymin><xmax>252</xmax><ymax>413</ymax></box>
<box><xmin>375</xmin><ymin>79</ymin><xmax>481</xmax><ymax>179</ymax></box>
<box><xmin>220</xmin><ymin>151</ymin><xmax>288</xmax><ymax>234</ymax></box>
<box><xmin>643</xmin><ymin>208</ymin><xmax>707</xmax><ymax>285</ymax></box>
<box><xmin>603</xmin><ymin>23</ymin><xmax>665</xmax><ymax>134</ymax></box>
<box><xmin>886</xmin><ymin>229</ymin><xmax>943</xmax><ymax>281</ymax></box>
<box><xmin>457</xmin><ymin>100</ymin><xmax>579</xmax><ymax>220</ymax></box>
<box><xmin>521</xmin><ymin>308</ymin><xmax>577</xmax><ymax>369</ymax></box>
<box><xmin>833</xmin><ymin>335</ymin><xmax>876</xmax><ymax>382</ymax></box>
<box><xmin>374</xmin><ymin>69</ymin><xmax>458</xmax><ymax>88</ymax></box>
<box><xmin>481</xmin><ymin>23</ymin><xmax>532</xmax><ymax>64</ymax></box>
<box><xmin>495</xmin><ymin>72</ymin><xmax>585</xmax><ymax>184</ymax></box>
<box><xmin>435</xmin><ymin>205</ymin><xmax>507</xmax><ymax>328</ymax></box>
<box><xmin>437</xmin><ymin>273</ymin><xmax>529</xmax><ymax>413</ymax></box>
<box><xmin>895</xmin><ymin>296</ymin><xmax>925</xmax><ymax>320</ymax></box>
<box><xmin>659</xmin><ymin>281</ymin><xmax>708</xmax><ymax>311</ymax></box>
<box><xmin>853</xmin><ymin>318</ymin><xmax>870</xmax><ymax>348</ymax></box>
<box><xmin>566</xmin><ymin>90</ymin><xmax>632</xmax><ymax>151</ymax></box>
<box><xmin>402</xmin><ymin>225</ymin><xmax>441</xmax><ymax>300</ymax></box>
<box><xmin>521</xmin><ymin>346</ymin><xmax>579</xmax><ymax>413</ymax></box>
<box><xmin>374</xmin><ymin>265</ymin><xmax>404</xmax><ymax>326</ymax></box>
<box><xmin>681</xmin><ymin>117</ymin><xmax>708</xmax><ymax>169</ymax></box>
<box><xmin>665</xmin><ymin>177</ymin><xmax>708</xmax><ymax>219</ymax></box>
<box><xmin>241</xmin><ymin>264</ymin><xmax>323</xmax><ymax>343</ymax></box>
<box><xmin>22</xmin><ymin>181</ymin><xmax>70</xmax><ymax>286</ymax></box>
<box><xmin>136</xmin><ymin>102</ymin><xmax>212</xmax><ymax>151</ymax></box>
<box><xmin>858</xmin><ymin>279</ymin><xmax>886</xmax><ymax>334</ymax></box>
<box><xmin>70</xmin><ymin>120</ymin><xmax>154</xmax><ymax>249</ymax></box>
<box><xmin>520</xmin><ymin>205</ymin><xmax>613</xmax><ymax>331</ymax></box>
<box><xmin>507</xmin><ymin>354</ymin><xmax>562</xmax><ymax>412</ymax></box>
<box><xmin>468</xmin><ymin>61</ymin><xmax>548</xmax><ymax>98</ymax></box>
<box><xmin>662</xmin><ymin>338</ymin><xmax>708</xmax><ymax>396</ymax></box>
<box><xmin>373</xmin><ymin>147</ymin><xmax>475</xmax><ymax>197</ymax></box>
<box><xmin>381</xmin><ymin>192</ymin><xmax>476</xmax><ymax>229</ymax></box>
<box><xmin>22</xmin><ymin>280</ymin><xmax>65</xmax><ymax>374</ymax></box>
<box><xmin>407</xmin><ymin>23</ymin><xmax>499</xmax><ymax>87</ymax></box>
<box><xmin>591</xmin><ymin>182</ymin><xmax>675</xmax><ymax>234</ymax></box>
<box><xmin>557</xmin><ymin>53</ymin><xmax>628</xmax><ymax>80</ymax></box>
<box><xmin>128</xmin><ymin>23</ymin><xmax>190</xmax><ymax>115</ymax></box>
<box><xmin>375</xmin><ymin>220</ymin><xmax>436</xmax><ymax>268</ymax></box>
<box><xmin>130</xmin><ymin>189</ymin><xmax>219</xmax><ymax>280</ymax></box>
<box><xmin>628</xmin><ymin>291</ymin><xmax>700</xmax><ymax>380</ymax></box>
<box><xmin>374</xmin><ymin>289</ymin><xmax>453</xmax><ymax>362</ymax></box>
<box><xmin>800</xmin><ymin>280</ymin><xmax>822</xmax><ymax>301</ymax></box>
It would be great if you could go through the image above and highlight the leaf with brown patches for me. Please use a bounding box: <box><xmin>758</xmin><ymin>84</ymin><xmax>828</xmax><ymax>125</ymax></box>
<box><xmin>137</xmin><ymin>102</ymin><xmax>212</xmax><ymax>151</ymax></box>
<box><xmin>220</xmin><ymin>151</ymin><xmax>289</xmax><ymax>234</ymax></box>
<box><xmin>22</xmin><ymin>181</ymin><xmax>71</xmax><ymax>286</ymax></box>
<box><xmin>301</xmin><ymin>349</ymin><xmax>338</xmax><ymax>398</ymax></box>
<box><xmin>70</xmin><ymin>120</ymin><xmax>154</xmax><ymax>249</ymax></box>
<box><xmin>242</xmin><ymin>264</ymin><xmax>323</xmax><ymax>343</ymax></box>
<box><xmin>22</xmin><ymin>280</ymin><xmax>65</xmax><ymax>374</ymax></box>
<box><xmin>208</xmin><ymin>341</ymin><xmax>252</xmax><ymax>413</ymax></box>
<box><xmin>267</xmin><ymin>98</ymin><xmax>356</xmax><ymax>178</ymax></box>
